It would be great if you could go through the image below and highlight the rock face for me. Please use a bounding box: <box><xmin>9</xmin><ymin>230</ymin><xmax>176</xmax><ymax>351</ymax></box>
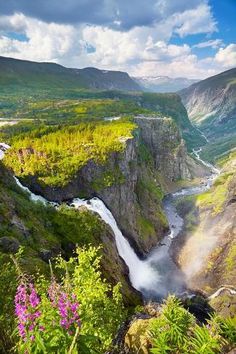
<box><xmin>179</xmin><ymin>68</ymin><xmax>236</xmax><ymax>139</ymax></box>
<box><xmin>20</xmin><ymin>116</ymin><xmax>204</xmax><ymax>256</ymax></box>
<box><xmin>135</xmin><ymin>117</ymin><xmax>192</xmax><ymax>180</ymax></box>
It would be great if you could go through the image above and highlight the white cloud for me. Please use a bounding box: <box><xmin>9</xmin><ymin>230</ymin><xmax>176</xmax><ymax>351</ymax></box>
<box><xmin>193</xmin><ymin>39</ymin><xmax>223</xmax><ymax>49</ymax></box>
<box><xmin>171</xmin><ymin>3</ymin><xmax>217</xmax><ymax>37</ymax></box>
<box><xmin>0</xmin><ymin>13</ymin><xmax>84</xmax><ymax>64</ymax></box>
<box><xmin>214</xmin><ymin>44</ymin><xmax>236</xmax><ymax>68</ymax></box>
<box><xmin>0</xmin><ymin>4</ymin><xmax>233</xmax><ymax>80</ymax></box>
<box><xmin>130</xmin><ymin>54</ymin><xmax>217</xmax><ymax>79</ymax></box>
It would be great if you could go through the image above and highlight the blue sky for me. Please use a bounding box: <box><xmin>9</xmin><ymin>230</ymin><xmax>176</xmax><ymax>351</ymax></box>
<box><xmin>0</xmin><ymin>0</ymin><xmax>235</xmax><ymax>78</ymax></box>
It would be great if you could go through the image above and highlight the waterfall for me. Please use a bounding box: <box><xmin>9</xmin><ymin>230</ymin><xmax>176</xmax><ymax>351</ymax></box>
<box><xmin>14</xmin><ymin>177</ymin><xmax>51</xmax><ymax>205</ymax></box>
<box><xmin>12</xmin><ymin>174</ymin><xmax>160</xmax><ymax>292</ymax></box>
<box><xmin>71</xmin><ymin>198</ymin><xmax>160</xmax><ymax>292</ymax></box>
<box><xmin>1</xmin><ymin>140</ymin><xmax>221</xmax><ymax>299</ymax></box>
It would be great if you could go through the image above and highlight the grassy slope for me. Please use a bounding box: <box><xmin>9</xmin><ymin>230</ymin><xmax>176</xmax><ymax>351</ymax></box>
<box><xmin>0</xmin><ymin>91</ymin><xmax>205</xmax><ymax>151</ymax></box>
<box><xmin>0</xmin><ymin>56</ymin><xmax>140</xmax><ymax>91</ymax></box>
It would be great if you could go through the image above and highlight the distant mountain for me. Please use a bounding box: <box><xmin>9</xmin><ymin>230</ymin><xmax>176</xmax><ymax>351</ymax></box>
<box><xmin>133</xmin><ymin>76</ymin><xmax>198</xmax><ymax>92</ymax></box>
<box><xmin>179</xmin><ymin>68</ymin><xmax>236</xmax><ymax>138</ymax></box>
<box><xmin>0</xmin><ymin>56</ymin><xmax>141</xmax><ymax>92</ymax></box>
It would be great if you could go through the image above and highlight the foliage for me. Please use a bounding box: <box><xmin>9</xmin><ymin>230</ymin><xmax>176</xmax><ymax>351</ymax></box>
<box><xmin>148</xmin><ymin>296</ymin><xmax>236</xmax><ymax>354</ymax></box>
<box><xmin>3</xmin><ymin>119</ymin><xmax>136</xmax><ymax>187</ymax></box>
<box><xmin>149</xmin><ymin>296</ymin><xmax>195</xmax><ymax>353</ymax></box>
<box><xmin>0</xmin><ymin>166</ymin><xmax>106</xmax><ymax>258</ymax></box>
<box><xmin>1</xmin><ymin>98</ymin><xmax>150</xmax><ymax>123</ymax></box>
<box><xmin>0</xmin><ymin>87</ymin><xmax>205</xmax><ymax>151</ymax></box>
<box><xmin>14</xmin><ymin>246</ymin><xmax>125</xmax><ymax>353</ymax></box>
<box><xmin>0</xmin><ymin>253</ymin><xmax>18</xmax><ymax>353</ymax></box>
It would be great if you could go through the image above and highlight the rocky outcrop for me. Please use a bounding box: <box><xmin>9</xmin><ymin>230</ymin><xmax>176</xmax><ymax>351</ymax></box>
<box><xmin>17</xmin><ymin>116</ymin><xmax>207</xmax><ymax>256</ymax></box>
<box><xmin>135</xmin><ymin>116</ymin><xmax>192</xmax><ymax>180</ymax></box>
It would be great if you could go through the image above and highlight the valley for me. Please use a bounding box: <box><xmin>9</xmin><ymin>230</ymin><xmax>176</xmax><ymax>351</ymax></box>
<box><xmin>0</xmin><ymin>56</ymin><xmax>235</xmax><ymax>354</ymax></box>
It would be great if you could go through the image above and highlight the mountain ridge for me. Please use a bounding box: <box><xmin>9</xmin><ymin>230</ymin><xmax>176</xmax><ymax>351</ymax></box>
<box><xmin>179</xmin><ymin>67</ymin><xmax>236</xmax><ymax>131</ymax></box>
<box><xmin>0</xmin><ymin>55</ymin><xmax>141</xmax><ymax>92</ymax></box>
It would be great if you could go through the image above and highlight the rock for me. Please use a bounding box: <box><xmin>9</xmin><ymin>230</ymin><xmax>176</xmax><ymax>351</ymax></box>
<box><xmin>39</xmin><ymin>249</ymin><xmax>55</xmax><ymax>263</ymax></box>
<box><xmin>10</xmin><ymin>215</ymin><xmax>29</xmax><ymax>238</ymax></box>
<box><xmin>182</xmin><ymin>294</ymin><xmax>214</xmax><ymax>323</ymax></box>
<box><xmin>135</xmin><ymin>117</ymin><xmax>192</xmax><ymax>181</ymax></box>
<box><xmin>0</xmin><ymin>236</ymin><xmax>20</xmax><ymax>253</ymax></box>
<box><xmin>226</xmin><ymin>349</ymin><xmax>236</xmax><ymax>354</ymax></box>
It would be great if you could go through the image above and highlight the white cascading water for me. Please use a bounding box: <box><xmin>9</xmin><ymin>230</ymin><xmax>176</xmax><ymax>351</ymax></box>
<box><xmin>0</xmin><ymin>141</ymin><xmax>221</xmax><ymax>298</ymax></box>
<box><xmin>71</xmin><ymin>198</ymin><xmax>160</xmax><ymax>291</ymax></box>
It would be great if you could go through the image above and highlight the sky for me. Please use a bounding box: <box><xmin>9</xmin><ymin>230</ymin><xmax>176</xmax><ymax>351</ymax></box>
<box><xmin>0</xmin><ymin>0</ymin><xmax>235</xmax><ymax>79</ymax></box>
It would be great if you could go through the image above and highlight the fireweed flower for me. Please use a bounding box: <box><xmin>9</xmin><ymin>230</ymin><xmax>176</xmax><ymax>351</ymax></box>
<box><xmin>14</xmin><ymin>282</ymin><xmax>41</xmax><ymax>340</ymax></box>
<box><xmin>48</xmin><ymin>278</ymin><xmax>81</xmax><ymax>333</ymax></box>
<box><xmin>15</xmin><ymin>278</ymin><xmax>81</xmax><ymax>343</ymax></box>
<box><xmin>57</xmin><ymin>291</ymin><xmax>81</xmax><ymax>332</ymax></box>
<box><xmin>48</xmin><ymin>278</ymin><xmax>61</xmax><ymax>306</ymax></box>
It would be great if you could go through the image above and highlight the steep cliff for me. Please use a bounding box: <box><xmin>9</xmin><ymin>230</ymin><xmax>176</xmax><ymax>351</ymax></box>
<box><xmin>9</xmin><ymin>116</ymin><xmax>207</xmax><ymax>257</ymax></box>
<box><xmin>135</xmin><ymin>117</ymin><xmax>192</xmax><ymax>181</ymax></box>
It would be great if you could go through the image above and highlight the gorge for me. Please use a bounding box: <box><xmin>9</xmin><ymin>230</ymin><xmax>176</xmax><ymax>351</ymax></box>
<box><xmin>0</xmin><ymin>120</ymin><xmax>221</xmax><ymax>301</ymax></box>
<box><xmin>0</xmin><ymin>55</ymin><xmax>235</xmax><ymax>353</ymax></box>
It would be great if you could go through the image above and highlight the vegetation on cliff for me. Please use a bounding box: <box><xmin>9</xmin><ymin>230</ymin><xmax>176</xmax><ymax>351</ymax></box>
<box><xmin>3</xmin><ymin>119</ymin><xmax>136</xmax><ymax>187</ymax></box>
<box><xmin>119</xmin><ymin>296</ymin><xmax>236</xmax><ymax>353</ymax></box>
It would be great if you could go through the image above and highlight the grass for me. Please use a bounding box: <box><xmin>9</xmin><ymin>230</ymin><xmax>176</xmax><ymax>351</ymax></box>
<box><xmin>200</xmin><ymin>133</ymin><xmax>236</xmax><ymax>164</ymax></box>
<box><xmin>4</xmin><ymin>119</ymin><xmax>137</xmax><ymax>187</ymax></box>
<box><xmin>225</xmin><ymin>242</ymin><xmax>236</xmax><ymax>273</ymax></box>
<box><xmin>137</xmin><ymin>215</ymin><xmax>156</xmax><ymax>240</ymax></box>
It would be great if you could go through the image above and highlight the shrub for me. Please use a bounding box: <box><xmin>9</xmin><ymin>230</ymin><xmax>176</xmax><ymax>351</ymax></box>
<box><xmin>13</xmin><ymin>246</ymin><xmax>126</xmax><ymax>353</ymax></box>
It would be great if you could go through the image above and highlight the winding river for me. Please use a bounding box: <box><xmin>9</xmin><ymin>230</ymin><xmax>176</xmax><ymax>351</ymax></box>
<box><xmin>0</xmin><ymin>143</ymin><xmax>220</xmax><ymax>300</ymax></box>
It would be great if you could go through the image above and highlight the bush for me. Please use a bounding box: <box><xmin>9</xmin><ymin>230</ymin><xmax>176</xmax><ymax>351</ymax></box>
<box><xmin>13</xmin><ymin>246</ymin><xmax>126</xmax><ymax>353</ymax></box>
<box><xmin>149</xmin><ymin>296</ymin><xmax>236</xmax><ymax>354</ymax></box>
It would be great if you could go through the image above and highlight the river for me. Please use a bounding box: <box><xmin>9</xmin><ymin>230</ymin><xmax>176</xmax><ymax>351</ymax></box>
<box><xmin>0</xmin><ymin>143</ymin><xmax>220</xmax><ymax>300</ymax></box>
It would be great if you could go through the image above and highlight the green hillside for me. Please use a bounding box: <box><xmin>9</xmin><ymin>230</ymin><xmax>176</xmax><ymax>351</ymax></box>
<box><xmin>0</xmin><ymin>56</ymin><xmax>140</xmax><ymax>92</ymax></box>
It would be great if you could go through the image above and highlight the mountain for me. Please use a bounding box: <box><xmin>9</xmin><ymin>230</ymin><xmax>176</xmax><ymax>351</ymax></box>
<box><xmin>179</xmin><ymin>68</ymin><xmax>236</xmax><ymax>138</ymax></box>
<box><xmin>0</xmin><ymin>56</ymin><xmax>141</xmax><ymax>92</ymax></box>
<box><xmin>133</xmin><ymin>76</ymin><xmax>198</xmax><ymax>92</ymax></box>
